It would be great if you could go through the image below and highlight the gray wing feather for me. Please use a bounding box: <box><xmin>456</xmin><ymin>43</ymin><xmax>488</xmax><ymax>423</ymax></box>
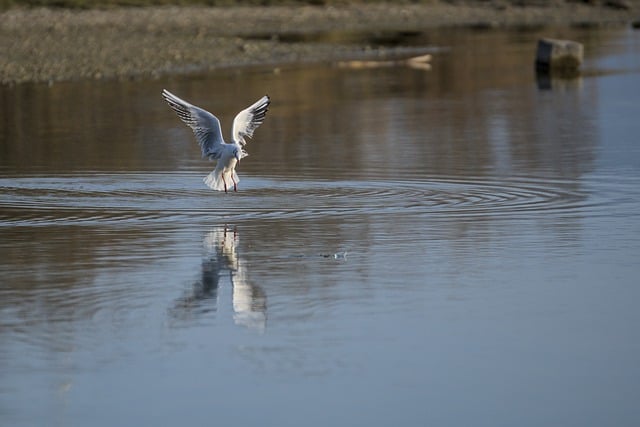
<box><xmin>232</xmin><ymin>95</ymin><xmax>271</xmax><ymax>147</ymax></box>
<box><xmin>162</xmin><ymin>89</ymin><xmax>225</xmax><ymax>159</ymax></box>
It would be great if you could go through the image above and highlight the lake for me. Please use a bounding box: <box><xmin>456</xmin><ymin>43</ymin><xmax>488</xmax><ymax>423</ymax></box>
<box><xmin>1</xmin><ymin>26</ymin><xmax>639</xmax><ymax>426</ymax></box>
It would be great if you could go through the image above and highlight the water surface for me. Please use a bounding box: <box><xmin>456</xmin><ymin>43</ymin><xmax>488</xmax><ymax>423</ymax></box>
<box><xmin>1</xmin><ymin>27</ymin><xmax>640</xmax><ymax>426</ymax></box>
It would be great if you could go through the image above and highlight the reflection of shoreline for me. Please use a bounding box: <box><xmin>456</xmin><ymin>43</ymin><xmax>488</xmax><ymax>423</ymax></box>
<box><xmin>170</xmin><ymin>226</ymin><xmax>266</xmax><ymax>332</ymax></box>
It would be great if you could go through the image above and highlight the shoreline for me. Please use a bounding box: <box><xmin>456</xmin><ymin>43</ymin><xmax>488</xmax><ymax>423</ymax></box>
<box><xmin>1</xmin><ymin>2</ymin><xmax>638</xmax><ymax>84</ymax></box>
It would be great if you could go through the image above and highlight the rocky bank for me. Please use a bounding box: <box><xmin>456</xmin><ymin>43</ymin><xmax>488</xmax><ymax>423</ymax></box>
<box><xmin>1</xmin><ymin>1</ymin><xmax>638</xmax><ymax>84</ymax></box>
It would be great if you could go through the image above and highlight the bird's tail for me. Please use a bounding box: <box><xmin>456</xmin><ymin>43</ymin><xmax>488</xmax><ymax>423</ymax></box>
<box><xmin>203</xmin><ymin>170</ymin><xmax>240</xmax><ymax>192</ymax></box>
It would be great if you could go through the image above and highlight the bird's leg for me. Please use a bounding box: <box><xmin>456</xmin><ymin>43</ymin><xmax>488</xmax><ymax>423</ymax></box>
<box><xmin>231</xmin><ymin>175</ymin><xmax>237</xmax><ymax>192</ymax></box>
<box><xmin>222</xmin><ymin>176</ymin><xmax>227</xmax><ymax>193</ymax></box>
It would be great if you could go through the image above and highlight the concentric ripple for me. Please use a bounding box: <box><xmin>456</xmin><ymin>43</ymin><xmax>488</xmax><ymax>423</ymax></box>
<box><xmin>0</xmin><ymin>172</ymin><xmax>628</xmax><ymax>227</ymax></box>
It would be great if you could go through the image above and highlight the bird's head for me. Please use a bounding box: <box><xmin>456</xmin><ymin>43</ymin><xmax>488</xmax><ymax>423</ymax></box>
<box><xmin>233</xmin><ymin>147</ymin><xmax>249</xmax><ymax>163</ymax></box>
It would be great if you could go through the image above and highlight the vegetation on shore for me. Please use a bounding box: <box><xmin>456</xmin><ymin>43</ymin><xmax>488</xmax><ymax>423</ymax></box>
<box><xmin>1</xmin><ymin>0</ymin><xmax>435</xmax><ymax>10</ymax></box>
<box><xmin>2</xmin><ymin>0</ymin><xmax>632</xmax><ymax>10</ymax></box>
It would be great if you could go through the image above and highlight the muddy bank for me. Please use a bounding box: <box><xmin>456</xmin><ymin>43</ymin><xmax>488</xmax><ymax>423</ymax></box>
<box><xmin>1</xmin><ymin>2</ymin><xmax>637</xmax><ymax>84</ymax></box>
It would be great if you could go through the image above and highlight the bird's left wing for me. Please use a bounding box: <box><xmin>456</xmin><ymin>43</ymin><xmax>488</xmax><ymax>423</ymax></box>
<box><xmin>162</xmin><ymin>89</ymin><xmax>225</xmax><ymax>159</ymax></box>
<box><xmin>232</xmin><ymin>95</ymin><xmax>271</xmax><ymax>146</ymax></box>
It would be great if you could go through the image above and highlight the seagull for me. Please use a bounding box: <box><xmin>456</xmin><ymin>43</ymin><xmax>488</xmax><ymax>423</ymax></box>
<box><xmin>162</xmin><ymin>89</ymin><xmax>270</xmax><ymax>192</ymax></box>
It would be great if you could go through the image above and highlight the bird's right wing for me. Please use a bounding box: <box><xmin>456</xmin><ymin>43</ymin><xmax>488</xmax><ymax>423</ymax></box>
<box><xmin>162</xmin><ymin>89</ymin><xmax>225</xmax><ymax>159</ymax></box>
<box><xmin>232</xmin><ymin>95</ymin><xmax>271</xmax><ymax>147</ymax></box>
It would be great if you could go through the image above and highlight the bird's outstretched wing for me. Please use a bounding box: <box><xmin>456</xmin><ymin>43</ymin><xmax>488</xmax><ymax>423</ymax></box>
<box><xmin>232</xmin><ymin>95</ymin><xmax>270</xmax><ymax>147</ymax></box>
<box><xmin>162</xmin><ymin>89</ymin><xmax>225</xmax><ymax>159</ymax></box>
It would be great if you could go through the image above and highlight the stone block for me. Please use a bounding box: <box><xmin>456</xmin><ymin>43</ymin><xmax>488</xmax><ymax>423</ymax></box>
<box><xmin>535</xmin><ymin>38</ymin><xmax>584</xmax><ymax>71</ymax></box>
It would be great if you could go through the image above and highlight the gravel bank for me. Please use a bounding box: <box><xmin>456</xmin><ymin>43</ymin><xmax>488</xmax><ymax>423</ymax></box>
<box><xmin>1</xmin><ymin>2</ymin><xmax>638</xmax><ymax>84</ymax></box>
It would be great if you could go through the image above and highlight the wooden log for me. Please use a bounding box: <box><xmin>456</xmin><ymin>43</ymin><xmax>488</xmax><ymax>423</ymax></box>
<box><xmin>337</xmin><ymin>54</ymin><xmax>432</xmax><ymax>70</ymax></box>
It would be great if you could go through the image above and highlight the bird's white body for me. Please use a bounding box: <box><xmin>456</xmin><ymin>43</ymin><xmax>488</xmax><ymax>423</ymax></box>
<box><xmin>204</xmin><ymin>151</ymin><xmax>239</xmax><ymax>192</ymax></box>
<box><xmin>162</xmin><ymin>89</ymin><xmax>270</xmax><ymax>192</ymax></box>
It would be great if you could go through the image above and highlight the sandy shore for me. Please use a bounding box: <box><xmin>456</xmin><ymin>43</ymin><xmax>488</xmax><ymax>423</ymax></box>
<box><xmin>1</xmin><ymin>2</ymin><xmax>638</xmax><ymax>84</ymax></box>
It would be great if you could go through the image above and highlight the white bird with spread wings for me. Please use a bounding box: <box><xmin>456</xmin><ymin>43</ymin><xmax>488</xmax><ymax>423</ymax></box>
<box><xmin>162</xmin><ymin>89</ymin><xmax>270</xmax><ymax>193</ymax></box>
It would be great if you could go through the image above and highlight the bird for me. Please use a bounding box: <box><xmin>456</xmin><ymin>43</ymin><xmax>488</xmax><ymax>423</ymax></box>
<box><xmin>162</xmin><ymin>89</ymin><xmax>270</xmax><ymax>193</ymax></box>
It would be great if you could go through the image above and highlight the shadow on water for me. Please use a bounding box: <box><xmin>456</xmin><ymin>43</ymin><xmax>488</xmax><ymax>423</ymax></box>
<box><xmin>245</xmin><ymin>30</ymin><xmax>428</xmax><ymax>46</ymax></box>
<box><xmin>169</xmin><ymin>226</ymin><xmax>267</xmax><ymax>332</ymax></box>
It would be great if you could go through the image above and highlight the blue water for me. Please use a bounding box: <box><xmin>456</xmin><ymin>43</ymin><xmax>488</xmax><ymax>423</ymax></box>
<box><xmin>1</xmin><ymin>27</ymin><xmax>639</xmax><ymax>426</ymax></box>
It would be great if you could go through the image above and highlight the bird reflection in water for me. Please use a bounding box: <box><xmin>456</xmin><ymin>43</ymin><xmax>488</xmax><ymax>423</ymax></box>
<box><xmin>170</xmin><ymin>226</ymin><xmax>266</xmax><ymax>332</ymax></box>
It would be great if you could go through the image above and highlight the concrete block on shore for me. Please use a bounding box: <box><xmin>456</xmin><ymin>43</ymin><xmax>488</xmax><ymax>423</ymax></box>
<box><xmin>535</xmin><ymin>38</ymin><xmax>584</xmax><ymax>72</ymax></box>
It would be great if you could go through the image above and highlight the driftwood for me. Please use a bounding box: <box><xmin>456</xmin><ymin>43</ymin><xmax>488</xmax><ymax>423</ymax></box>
<box><xmin>337</xmin><ymin>54</ymin><xmax>432</xmax><ymax>71</ymax></box>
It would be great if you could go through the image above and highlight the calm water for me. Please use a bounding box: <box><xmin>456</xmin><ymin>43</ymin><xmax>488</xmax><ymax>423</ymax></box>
<box><xmin>1</xmin><ymin>27</ymin><xmax>640</xmax><ymax>426</ymax></box>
